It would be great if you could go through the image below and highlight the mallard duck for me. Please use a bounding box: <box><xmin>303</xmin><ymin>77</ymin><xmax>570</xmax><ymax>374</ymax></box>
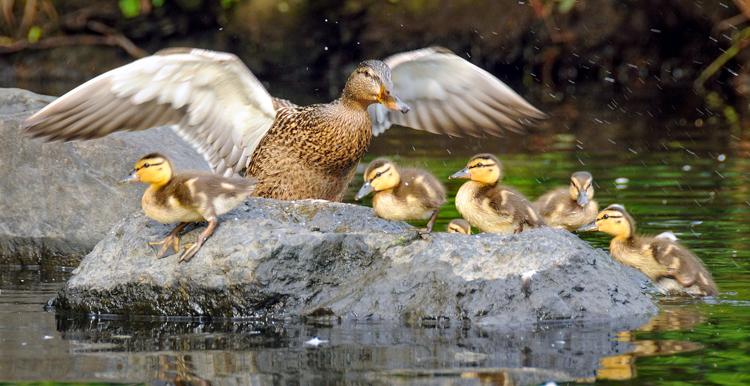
<box><xmin>354</xmin><ymin>158</ymin><xmax>447</xmax><ymax>233</ymax></box>
<box><xmin>117</xmin><ymin>152</ymin><xmax>257</xmax><ymax>262</ymax></box>
<box><xmin>22</xmin><ymin>46</ymin><xmax>546</xmax><ymax>201</ymax></box>
<box><xmin>447</xmin><ymin>219</ymin><xmax>472</xmax><ymax>235</ymax></box>
<box><xmin>532</xmin><ymin>171</ymin><xmax>598</xmax><ymax>231</ymax></box>
<box><xmin>578</xmin><ymin>204</ymin><xmax>718</xmax><ymax>296</ymax></box>
<box><xmin>449</xmin><ymin>154</ymin><xmax>545</xmax><ymax>234</ymax></box>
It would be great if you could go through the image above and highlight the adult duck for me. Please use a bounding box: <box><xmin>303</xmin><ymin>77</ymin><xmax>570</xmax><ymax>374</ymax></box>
<box><xmin>23</xmin><ymin>47</ymin><xmax>545</xmax><ymax>201</ymax></box>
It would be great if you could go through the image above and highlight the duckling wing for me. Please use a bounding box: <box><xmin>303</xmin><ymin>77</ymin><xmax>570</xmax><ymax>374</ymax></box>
<box><xmin>21</xmin><ymin>48</ymin><xmax>278</xmax><ymax>177</ymax></box>
<box><xmin>369</xmin><ymin>46</ymin><xmax>547</xmax><ymax>137</ymax></box>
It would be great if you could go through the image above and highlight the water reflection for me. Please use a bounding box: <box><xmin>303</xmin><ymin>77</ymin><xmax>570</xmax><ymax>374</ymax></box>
<box><xmin>596</xmin><ymin>306</ymin><xmax>707</xmax><ymax>382</ymax></box>
<box><xmin>47</xmin><ymin>314</ymin><xmax>653</xmax><ymax>385</ymax></box>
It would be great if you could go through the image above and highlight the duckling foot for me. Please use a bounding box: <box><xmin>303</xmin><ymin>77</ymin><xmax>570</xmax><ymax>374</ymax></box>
<box><xmin>149</xmin><ymin>222</ymin><xmax>189</xmax><ymax>259</ymax></box>
<box><xmin>178</xmin><ymin>218</ymin><xmax>217</xmax><ymax>263</ymax></box>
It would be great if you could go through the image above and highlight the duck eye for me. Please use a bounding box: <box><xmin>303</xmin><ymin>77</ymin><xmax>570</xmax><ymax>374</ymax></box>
<box><xmin>602</xmin><ymin>214</ymin><xmax>609</xmax><ymax>219</ymax></box>
<box><xmin>364</xmin><ymin>70</ymin><xmax>372</xmax><ymax>77</ymax></box>
<box><xmin>144</xmin><ymin>163</ymin><xmax>150</xmax><ymax>168</ymax></box>
<box><xmin>476</xmin><ymin>162</ymin><xmax>483</xmax><ymax>167</ymax></box>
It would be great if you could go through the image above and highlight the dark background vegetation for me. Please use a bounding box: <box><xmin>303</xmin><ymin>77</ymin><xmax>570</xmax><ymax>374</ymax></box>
<box><xmin>1</xmin><ymin>0</ymin><xmax>749</xmax><ymax>146</ymax></box>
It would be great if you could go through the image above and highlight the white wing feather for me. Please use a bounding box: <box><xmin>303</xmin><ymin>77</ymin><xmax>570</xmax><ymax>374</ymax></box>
<box><xmin>369</xmin><ymin>46</ymin><xmax>546</xmax><ymax>137</ymax></box>
<box><xmin>22</xmin><ymin>48</ymin><xmax>277</xmax><ymax>177</ymax></box>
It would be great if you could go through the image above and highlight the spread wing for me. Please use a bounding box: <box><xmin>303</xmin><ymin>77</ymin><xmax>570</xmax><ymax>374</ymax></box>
<box><xmin>369</xmin><ymin>46</ymin><xmax>547</xmax><ymax>137</ymax></box>
<box><xmin>21</xmin><ymin>48</ymin><xmax>279</xmax><ymax>177</ymax></box>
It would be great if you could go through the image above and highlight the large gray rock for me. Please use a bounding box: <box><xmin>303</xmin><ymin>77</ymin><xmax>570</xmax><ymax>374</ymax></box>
<box><xmin>55</xmin><ymin>197</ymin><xmax>657</xmax><ymax>325</ymax></box>
<box><xmin>0</xmin><ymin>88</ymin><xmax>210</xmax><ymax>266</ymax></box>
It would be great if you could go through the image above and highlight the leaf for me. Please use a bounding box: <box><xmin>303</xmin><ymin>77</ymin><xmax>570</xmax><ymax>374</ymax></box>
<box><xmin>27</xmin><ymin>26</ymin><xmax>42</xmax><ymax>43</ymax></box>
<box><xmin>558</xmin><ymin>0</ymin><xmax>576</xmax><ymax>14</ymax></box>
<box><xmin>119</xmin><ymin>0</ymin><xmax>141</xmax><ymax>18</ymax></box>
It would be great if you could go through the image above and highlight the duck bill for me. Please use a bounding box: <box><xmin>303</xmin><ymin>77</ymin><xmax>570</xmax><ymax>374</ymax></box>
<box><xmin>449</xmin><ymin>168</ymin><xmax>471</xmax><ymax>179</ymax></box>
<box><xmin>577</xmin><ymin>221</ymin><xmax>598</xmax><ymax>232</ymax></box>
<box><xmin>355</xmin><ymin>181</ymin><xmax>373</xmax><ymax>200</ymax></box>
<box><xmin>377</xmin><ymin>84</ymin><xmax>410</xmax><ymax>114</ymax></box>
<box><xmin>577</xmin><ymin>191</ymin><xmax>589</xmax><ymax>206</ymax></box>
<box><xmin>116</xmin><ymin>170</ymin><xmax>141</xmax><ymax>186</ymax></box>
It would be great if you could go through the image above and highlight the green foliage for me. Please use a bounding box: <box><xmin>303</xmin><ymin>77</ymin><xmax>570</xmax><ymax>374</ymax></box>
<box><xmin>119</xmin><ymin>0</ymin><xmax>166</xmax><ymax>18</ymax></box>
<box><xmin>27</xmin><ymin>26</ymin><xmax>42</xmax><ymax>43</ymax></box>
<box><xmin>221</xmin><ymin>0</ymin><xmax>239</xmax><ymax>9</ymax></box>
<box><xmin>557</xmin><ymin>0</ymin><xmax>576</xmax><ymax>13</ymax></box>
<box><xmin>119</xmin><ymin>0</ymin><xmax>141</xmax><ymax>18</ymax></box>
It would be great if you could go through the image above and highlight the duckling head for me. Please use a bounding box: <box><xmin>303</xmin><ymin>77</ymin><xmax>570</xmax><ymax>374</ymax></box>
<box><xmin>447</xmin><ymin>219</ymin><xmax>472</xmax><ymax>235</ymax></box>
<box><xmin>449</xmin><ymin>154</ymin><xmax>502</xmax><ymax>185</ymax></box>
<box><xmin>116</xmin><ymin>152</ymin><xmax>173</xmax><ymax>187</ymax></box>
<box><xmin>344</xmin><ymin>60</ymin><xmax>409</xmax><ymax>113</ymax></box>
<box><xmin>570</xmin><ymin>171</ymin><xmax>594</xmax><ymax>206</ymax></box>
<box><xmin>355</xmin><ymin>158</ymin><xmax>401</xmax><ymax>200</ymax></box>
<box><xmin>578</xmin><ymin>204</ymin><xmax>634</xmax><ymax>238</ymax></box>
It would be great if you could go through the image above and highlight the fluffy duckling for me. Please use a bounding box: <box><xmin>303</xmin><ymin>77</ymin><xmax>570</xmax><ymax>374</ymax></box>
<box><xmin>578</xmin><ymin>204</ymin><xmax>718</xmax><ymax>296</ymax></box>
<box><xmin>117</xmin><ymin>152</ymin><xmax>257</xmax><ymax>262</ymax></box>
<box><xmin>447</xmin><ymin>219</ymin><xmax>472</xmax><ymax>235</ymax></box>
<box><xmin>532</xmin><ymin>171</ymin><xmax>598</xmax><ymax>231</ymax></box>
<box><xmin>355</xmin><ymin>158</ymin><xmax>447</xmax><ymax>233</ymax></box>
<box><xmin>23</xmin><ymin>47</ymin><xmax>545</xmax><ymax>202</ymax></box>
<box><xmin>449</xmin><ymin>154</ymin><xmax>545</xmax><ymax>234</ymax></box>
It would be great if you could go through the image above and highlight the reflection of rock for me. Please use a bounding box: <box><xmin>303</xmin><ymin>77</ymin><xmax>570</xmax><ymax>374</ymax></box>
<box><xmin>0</xmin><ymin>88</ymin><xmax>210</xmax><ymax>266</ymax></box>
<box><xmin>55</xmin><ymin>196</ymin><xmax>657</xmax><ymax>325</ymax></box>
<box><xmin>54</xmin><ymin>315</ymin><xmax>651</xmax><ymax>385</ymax></box>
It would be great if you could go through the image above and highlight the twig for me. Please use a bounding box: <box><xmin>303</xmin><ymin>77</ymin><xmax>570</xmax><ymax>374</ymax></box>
<box><xmin>0</xmin><ymin>34</ymin><xmax>146</xmax><ymax>57</ymax></box>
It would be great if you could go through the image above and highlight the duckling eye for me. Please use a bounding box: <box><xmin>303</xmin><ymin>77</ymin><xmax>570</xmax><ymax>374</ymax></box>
<box><xmin>144</xmin><ymin>163</ymin><xmax>150</xmax><ymax>168</ymax></box>
<box><xmin>602</xmin><ymin>214</ymin><xmax>609</xmax><ymax>219</ymax></box>
<box><xmin>476</xmin><ymin>162</ymin><xmax>483</xmax><ymax>167</ymax></box>
<box><xmin>375</xmin><ymin>171</ymin><xmax>383</xmax><ymax>178</ymax></box>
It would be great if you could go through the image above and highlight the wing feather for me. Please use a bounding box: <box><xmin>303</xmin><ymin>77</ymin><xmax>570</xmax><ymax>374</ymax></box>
<box><xmin>21</xmin><ymin>48</ymin><xmax>279</xmax><ymax>176</ymax></box>
<box><xmin>372</xmin><ymin>46</ymin><xmax>546</xmax><ymax>137</ymax></box>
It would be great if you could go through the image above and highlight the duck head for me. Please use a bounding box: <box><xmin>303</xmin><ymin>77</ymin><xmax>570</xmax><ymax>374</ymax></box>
<box><xmin>355</xmin><ymin>158</ymin><xmax>400</xmax><ymax>200</ymax></box>
<box><xmin>344</xmin><ymin>60</ymin><xmax>409</xmax><ymax>113</ymax></box>
<box><xmin>447</xmin><ymin>219</ymin><xmax>472</xmax><ymax>235</ymax></box>
<box><xmin>570</xmin><ymin>171</ymin><xmax>594</xmax><ymax>206</ymax></box>
<box><xmin>449</xmin><ymin>153</ymin><xmax>502</xmax><ymax>185</ymax></box>
<box><xmin>117</xmin><ymin>152</ymin><xmax>174</xmax><ymax>187</ymax></box>
<box><xmin>577</xmin><ymin>203</ymin><xmax>634</xmax><ymax>238</ymax></box>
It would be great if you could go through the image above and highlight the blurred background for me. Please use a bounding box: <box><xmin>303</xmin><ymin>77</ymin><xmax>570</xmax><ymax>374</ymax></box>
<box><xmin>1</xmin><ymin>0</ymin><xmax>749</xmax><ymax>154</ymax></box>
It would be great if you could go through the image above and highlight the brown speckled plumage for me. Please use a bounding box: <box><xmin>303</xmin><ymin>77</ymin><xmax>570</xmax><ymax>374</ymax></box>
<box><xmin>247</xmin><ymin>100</ymin><xmax>373</xmax><ymax>201</ymax></box>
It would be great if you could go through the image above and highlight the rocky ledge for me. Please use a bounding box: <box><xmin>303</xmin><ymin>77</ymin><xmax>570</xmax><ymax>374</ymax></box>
<box><xmin>54</xmin><ymin>197</ymin><xmax>657</xmax><ymax>325</ymax></box>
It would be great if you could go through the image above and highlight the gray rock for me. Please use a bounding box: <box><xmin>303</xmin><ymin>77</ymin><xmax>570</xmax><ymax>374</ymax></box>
<box><xmin>55</xmin><ymin>197</ymin><xmax>657</xmax><ymax>325</ymax></box>
<box><xmin>0</xmin><ymin>88</ymin><xmax>210</xmax><ymax>266</ymax></box>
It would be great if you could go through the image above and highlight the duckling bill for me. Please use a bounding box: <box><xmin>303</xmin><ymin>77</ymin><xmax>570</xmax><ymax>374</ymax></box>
<box><xmin>117</xmin><ymin>152</ymin><xmax>257</xmax><ymax>262</ymax></box>
<box><xmin>449</xmin><ymin>154</ymin><xmax>545</xmax><ymax>234</ymax></box>
<box><xmin>355</xmin><ymin>158</ymin><xmax>447</xmax><ymax>233</ymax></box>
<box><xmin>579</xmin><ymin>204</ymin><xmax>718</xmax><ymax>297</ymax></box>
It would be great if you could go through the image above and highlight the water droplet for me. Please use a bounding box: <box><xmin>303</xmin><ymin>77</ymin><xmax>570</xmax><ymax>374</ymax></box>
<box><xmin>718</xmin><ymin>154</ymin><xmax>726</xmax><ymax>162</ymax></box>
<box><xmin>683</xmin><ymin>165</ymin><xmax>691</xmax><ymax>171</ymax></box>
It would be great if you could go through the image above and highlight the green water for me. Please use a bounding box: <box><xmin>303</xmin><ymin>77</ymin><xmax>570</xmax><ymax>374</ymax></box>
<box><xmin>2</xmin><ymin>130</ymin><xmax>750</xmax><ymax>384</ymax></box>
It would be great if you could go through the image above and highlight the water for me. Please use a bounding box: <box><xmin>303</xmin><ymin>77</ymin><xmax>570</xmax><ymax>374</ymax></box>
<box><xmin>2</xmin><ymin>89</ymin><xmax>750</xmax><ymax>384</ymax></box>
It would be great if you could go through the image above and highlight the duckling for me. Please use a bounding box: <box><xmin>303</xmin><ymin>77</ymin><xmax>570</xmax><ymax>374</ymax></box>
<box><xmin>117</xmin><ymin>152</ymin><xmax>257</xmax><ymax>262</ymax></box>
<box><xmin>447</xmin><ymin>219</ymin><xmax>472</xmax><ymax>235</ymax></box>
<box><xmin>449</xmin><ymin>154</ymin><xmax>545</xmax><ymax>234</ymax></box>
<box><xmin>22</xmin><ymin>47</ymin><xmax>546</xmax><ymax>201</ymax></box>
<box><xmin>355</xmin><ymin>158</ymin><xmax>447</xmax><ymax>233</ymax></box>
<box><xmin>532</xmin><ymin>171</ymin><xmax>598</xmax><ymax>231</ymax></box>
<box><xmin>578</xmin><ymin>204</ymin><xmax>718</xmax><ymax>296</ymax></box>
